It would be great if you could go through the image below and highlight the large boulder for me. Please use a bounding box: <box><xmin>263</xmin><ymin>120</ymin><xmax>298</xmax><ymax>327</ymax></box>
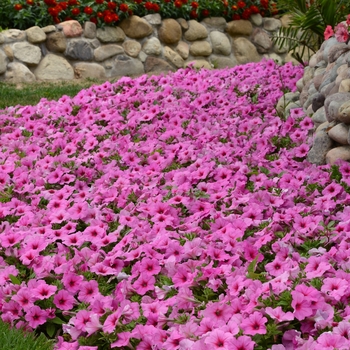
<box><xmin>65</xmin><ymin>39</ymin><xmax>94</xmax><ymax>61</ymax></box>
<box><xmin>4</xmin><ymin>62</ymin><xmax>36</xmax><ymax>83</ymax></box>
<box><xmin>12</xmin><ymin>42</ymin><xmax>41</xmax><ymax>65</ymax></box>
<box><xmin>158</xmin><ymin>19</ymin><xmax>182</xmax><ymax>44</ymax></box>
<box><xmin>25</xmin><ymin>26</ymin><xmax>46</xmax><ymax>44</ymax></box>
<box><xmin>232</xmin><ymin>37</ymin><xmax>261</xmax><ymax>64</ymax></box>
<box><xmin>34</xmin><ymin>54</ymin><xmax>74</xmax><ymax>80</ymax></box>
<box><xmin>57</xmin><ymin>20</ymin><xmax>83</xmax><ymax>38</ymax></box>
<box><xmin>96</xmin><ymin>27</ymin><xmax>125</xmax><ymax>43</ymax></box>
<box><xmin>210</xmin><ymin>31</ymin><xmax>231</xmax><ymax>56</ymax></box>
<box><xmin>94</xmin><ymin>44</ymin><xmax>124</xmax><ymax>62</ymax></box>
<box><xmin>184</xmin><ymin>20</ymin><xmax>208</xmax><ymax>41</ymax></box>
<box><xmin>119</xmin><ymin>16</ymin><xmax>153</xmax><ymax>39</ymax></box>
<box><xmin>74</xmin><ymin>62</ymin><xmax>106</xmax><ymax>80</ymax></box>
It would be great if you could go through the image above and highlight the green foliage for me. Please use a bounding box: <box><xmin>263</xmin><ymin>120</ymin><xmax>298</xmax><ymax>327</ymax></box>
<box><xmin>273</xmin><ymin>0</ymin><xmax>350</xmax><ymax>65</ymax></box>
<box><xmin>0</xmin><ymin>319</ymin><xmax>54</xmax><ymax>350</ymax></box>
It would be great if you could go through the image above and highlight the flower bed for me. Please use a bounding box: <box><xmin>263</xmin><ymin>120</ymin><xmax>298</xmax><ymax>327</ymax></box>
<box><xmin>2</xmin><ymin>59</ymin><xmax>350</xmax><ymax>349</ymax></box>
<box><xmin>2</xmin><ymin>0</ymin><xmax>276</xmax><ymax>30</ymax></box>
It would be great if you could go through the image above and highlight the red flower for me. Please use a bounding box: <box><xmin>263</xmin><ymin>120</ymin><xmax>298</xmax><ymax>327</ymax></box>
<box><xmin>232</xmin><ymin>14</ymin><xmax>241</xmax><ymax>20</ymax></box>
<box><xmin>144</xmin><ymin>2</ymin><xmax>154</xmax><ymax>10</ymax></box>
<box><xmin>48</xmin><ymin>7</ymin><xmax>59</xmax><ymax>16</ymax></box>
<box><xmin>190</xmin><ymin>9</ymin><xmax>198</xmax><ymax>18</ymax></box>
<box><xmin>26</xmin><ymin>0</ymin><xmax>35</xmax><ymax>5</ymax></box>
<box><xmin>152</xmin><ymin>3</ymin><xmax>160</xmax><ymax>11</ymax></box>
<box><xmin>71</xmin><ymin>7</ymin><xmax>80</xmax><ymax>15</ymax></box>
<box><xmin>112</xmin><ymin>13</ymin><xmax>119</xmax><ymax>21</ymax></box>
<box><xmin>260</xmin><ymin>0</ymin><xmax>269</xmax><ymax>9</ymax></box>
<box><xmin>14</xmin><ymin>3</ymin><xmax>23</xmax><ymax>10</ymax></box>
<box><xmin>107</xmin><ymin>1</ymin><xmax>117</xmax><ymax>10</ymax></box>
<box><xmin>68</xmin><ymin>0</ymin><xmax>78</xmax><ymax>5</ymax></box>
<box><xmin>134</xmin><ymin>0</ymin><xmax>142</xmax><ymax>3</ymax></box>
<box><xmin>202</xmin><ymin>9</ymin><xmax>210</xmax><ymax>17</ymax></box>
<box><xmin>231</xmin><ymin>4</ymin><xmax>237</xmax><ymax>10</ymax></box>
<box><xmin>84</xmin><ymin>6</ymin><xmax>93</xmax><ymax>15</ymax></box>
<box><xmin>191</xmin><ymin>1</ymin><xmax>199</xmax><ymax>9</ymax></box>
<box><xmin>104</xmin><ymin>14</ymin><xmax>113</xmax><ymax>23</ymax></box>
<box><xmin>250</xmin><ymin>5</ymin><xmax>259</xmax><ymax>14</ymax></box>
<box><xmin>119</xmin><ymin>3</ymin><xmax>128</xmax><ymax>12</ymax></box>
<box><xmin>242</xmin><ymin>8</ymin><xmax>252</xmax><ymax>19</ymax></box>
<box><xmin>182</xmin><ymin>0</ymin><xmax>188</xmax><ymax>3</ymax></box>
<box><xmin>95</xmin><ymin>0</ymin><xmax>104</xmax><ymax>3</ymax></box>
<box><xmin>44</xmin><ymin>0</ymin><xmax>56</xmax><ymax>5</ymax></box>
<box><xmin>174</xmin><ymin>0</ymin><xmax>182</xmax><ymax>8</ymax></box>
<box><xmin>237</xmin><ymin>1</ymin><xmax>246</xmax><ymax>8</ymax></box>
<box><xmin>90</xmin><ymin>17</ymin><xmax>98</xmax><ymax>24</ymax></box>
<box><xmin>60</xmin><ymin>1</ymin><xmax>68</xmax><ymax>10</ymax></box>
<box><xmin>53</xmin><ymin>16</ymin><xmax>60</xmax><ymax>24</ymax></box>
<box><xmin>97</xmin><ymin>11</ymin><xmax>103</xmax><ymax>18</ymax></box>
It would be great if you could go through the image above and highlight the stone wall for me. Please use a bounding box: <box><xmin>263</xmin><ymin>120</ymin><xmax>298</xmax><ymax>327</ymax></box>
<box><xmin>294</xmin><ymin>38</ymin><xmax>350</xmax><ymax>165</ymax></box>
<box><xmin>0</xmin><ymin>14</ymin><xmax>293</xmax><ymax>83</ymax></box>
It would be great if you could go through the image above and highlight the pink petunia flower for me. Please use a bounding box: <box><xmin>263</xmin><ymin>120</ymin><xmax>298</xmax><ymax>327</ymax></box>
<box><xmin>204</xmin><ymin>329</ymin><xmax>233</xmax><ymax>349</ymax></box>
<box><xmin>240</xmin><ymin>312</ymin><xmax>267</xmax><ymax>336</ymax></box>
<box><xmin>230</xmin><ymin>335</ymin><xmax>256</xmax><ymax>350</ymax></box>
<box><xmin>24</xmin><ymin>305</ymin><xmax>48</xmax><ymax>328</ymax></box>
<box><xmin>291</xmin><ymin>291</ymin><xmax>313</xmax><ymax>320</ymax></box>
<box><xmin>53</xmin><ymin>290</ymin><xmax>76</xmax><ymax>311</ymax></box>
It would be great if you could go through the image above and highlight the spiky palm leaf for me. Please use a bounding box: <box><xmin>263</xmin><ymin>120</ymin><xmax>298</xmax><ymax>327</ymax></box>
<box><xmin>272</xmin><ymin>0</ymin><xmax>350</xmax><ymax>65</ymax></box>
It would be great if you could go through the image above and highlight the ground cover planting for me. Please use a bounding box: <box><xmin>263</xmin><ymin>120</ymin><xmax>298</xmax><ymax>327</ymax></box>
<box><xmin>2</xmin><ymin>59</ymin><xmax>350</xmax><ymax>349</ymax></box>
<box><xmin>2</xmin><ymin>0</ymin><xmax>275</xmax><ymax>30</ymax></box>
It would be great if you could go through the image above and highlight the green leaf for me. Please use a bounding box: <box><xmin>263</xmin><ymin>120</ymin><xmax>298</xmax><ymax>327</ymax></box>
<box><xmin>50</xmin><ymin>317</ymin><xmax>66</xmax><ymax>325</ymax></box>
<box><xmin>46</xmin><ymin>322</ymin><xmax>56</xmax><ymax>338</ymax></box>
<box><xmin>9</xmin><ymin>274</ymin><xmax>20</xmax><ymax>285</ymax></box>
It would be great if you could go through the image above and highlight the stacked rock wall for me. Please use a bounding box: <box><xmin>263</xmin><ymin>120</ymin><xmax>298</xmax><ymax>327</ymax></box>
<box><xmin>296</xmin><ymin>38</ymin><xmax>350</xmax><ymax>165</ymax></box>
<box><xmin>0</xmin><ymin>14</ymin><xmax>292</xmax><ymax>83</ymax></box>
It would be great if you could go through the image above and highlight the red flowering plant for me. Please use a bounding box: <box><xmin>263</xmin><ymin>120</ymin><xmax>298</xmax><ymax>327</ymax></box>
<box><xmin>1</xmin><ymin>0</ymin><xmax>276</xmax><ymax>30</ymax></box>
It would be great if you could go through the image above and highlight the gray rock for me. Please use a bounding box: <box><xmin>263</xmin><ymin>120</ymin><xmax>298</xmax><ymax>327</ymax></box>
<box><xmin>0</xmin><ymin>50</ymin><xmax>7</xmax><ymax>74</ymax></box>
<box><xmin>106</xmin><ymin>55</ymin><xmax>144</xmax><ymax>77</ymax></box>
<box><xmin>138</xmin><ymin>51</ymin><xmax>147</xmax><ymax>62</ymax></box>
<box><xmin>122</xmin><ymin>40</ymin><xmax>141</xmax><ymax>58</ymax></box>
<box><xmin>312</xmin><ymin>106</ymin><xmax>327</xmax><ymax>124</ymax></box>
<box><xmin>119</xmin><ymin>16</ymin><xmax>153</xmax><ymax>39</ymax></box>
<box><xmin>263</xmin><ymin>18</ymin><xmax>281</xmax><ymax>32</ymax></box>
<box><xmin>0</xmin><ymin>33</ymin><xmax>4</xmax><ymax>45</ymax></box>
<box><xmin>25</xmin><ymin>26</ymin><xmax>46</xmax><ymax>44</ymax></box>
<box><xmin>276</xmin><ymin>92</ymin><xmax>300</xmax><ymax>114</ymax></box>
<box><xmin>4</xmin><ymin>62</ymin><xmax>36</xmax><ymax>83</ymax></box>
<box><xmin>232</xmin><ymin>37</ymin><xmax>261</xmax><ymax>65</ymax></box>
<box><xmin>251</xmin><ymin>28</ymin><xmax>272</xmax><ymax>54</ymax></box>
<box><xmin>46</xmin><ymin>32</ymin><xmax>67</xmax><ymax>53</ymax></box>
<box><xmin>324</xmin><ymin>93</ymin><xmax>350</xmax><ymax>122</ymax></box>
<box><xmin>210</xmin><ymin>55</ymin><xmax>237</xmax><ymax>69</ymax></box>
<box><xmin>328</xmin><ymin>123</ymin><xmax>349</xmax><ymax>145</ymax></box>
<box><xmin>327</xmin><ymin>43</ymin><xmax>350</xmax><ymax>63</ymax></box>
<box><xmin>3</xmin><ymin>45</ymin><xmax>14</xmax><ymax>61</ymax></box>
<box><xmin>177</xmin><ymin>18</ymin><xmax>189</xmax><ymax>31</ymax></box>
<box><xmin>144</xmin><ymin>56</ymin><xmax>175</xmax><ymax>74</ymax></box>
<box><xmin>176</xmin><ymin>41</ymin><xmax>189</xmax><ymax>59</ymax></box>
<box><xmin>34</xmin><ymin>54</ymin><xmax>74</xmax><ymax>80</ymax></box>
<box><xmin>94</xmin><ymin>44</ymin><xmax>124</xmax><ymax>62</ymax></box>
<box><xmin>250</xmin><ymin>14</ymin><xmax>263</xmax><ymax>27</ymax></box>
<box><xmin>339</xmin><ymin>79</ymin><xmax>350</xmax><ymax>93</ymax></box>
<box><xmin>312</xmin><ymin>93</ymin><xmax>325</xmax><ymax>112</ymax></box>
<box><xmin>57</xmin><ymin>20</ymin><xmax>83</xmax><ymax>38</ymax></box>
<box><xmin>326</xmin><ymin>146</ymin><xmax>350</xmax><ymax>165</ymax></box>
<box><xmin>307</xmin><ymin>130</ymin><xmax>334</xmax><ymax>165</ymax></box>
<box><xmin>164</xmin><ymin>46</ymin><xmax>184</xmax><ymax>68</ymax></box>
<box><xmin>142</xmin><ymin>37</ymin><xmax>162</xmax><ymax>56</ymax></box>
<box><xmin>143</xmin><ymin>14</ymin><xmax>162</xmax><ymax>25</ymax></box>
<box><xmin>41</xmin><ymin>25</ymin><xmax>56</xmax><ymax>34</ymax></box>
<box><xmin>296</xmin><ymin>78</ymin><xmax>304</xmax><ymax>92</ymax></box>
<box><xmin>189</xmin><ymin>41</ymin><xmax>212</xmax><ymax>56</ymax></box>
<box><xmin>12</xmin><ymin>42</ymin><xmax>41</xmax><ymax>65</ymax></box>
<box><xmin>184</xmin><ymin>20</ymin><xmax>208</xmax><ymax>41</ymax></box>
<box><xmin>65</xmin><ymin>39</ymin><xmax>94</xmax><ymax>61</ymax></box>
<box><xmin>201</xmin><ymin>17</ymin><xmax>227</xmax><ymax>32</ymax></box>
<box><xmin>321</xmin><ymin>37</ymin><xmax>339</xmax><ymax>62</ymax></box>
<box><xmin>210</xmin><ymin>31</ymin><xmax>230</xmax><ymax>56</ymax></box>
<box><xmin>185</xmin><ymin>60</ymin><xmax>212</xmax><ymax>70</ymax></box>
<box><xmin>96</xmin><ymin>27</ymin><xmax>126</xmax><ymax>43</ymax></box>
<box><xmin>339</xmin><ymin>101</ymin><xmax>350</xmax><ymax>124</ymax></box>
<box><xmin>1</xmin><ymin>29</ymin><xmax>26</xmax><ymax>43</ymax></box>
<box><xmin>303</xmin><ymin>66</ymin><xmax>315</xmax><ymax>85</ymax></box>
<box><xmin>83</xmin><ymin>21</ymin><xmax>96</xmax><ymax>39</ymax></box>
<box><xmin>74</xmin><ymin>62</ymin><xmax>106</xmax><ymax>80</ymax></box>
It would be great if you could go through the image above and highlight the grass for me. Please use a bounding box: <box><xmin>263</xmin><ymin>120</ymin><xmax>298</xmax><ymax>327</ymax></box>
<box><xmin>0</xmin><ymin>79</ymin><xmax>106</xmax><ymax>110</ymax></box>
<box><xmin>0</xmin><ymin>319</ymin><xmax>54</xmax><ymax>350</ymax></box>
